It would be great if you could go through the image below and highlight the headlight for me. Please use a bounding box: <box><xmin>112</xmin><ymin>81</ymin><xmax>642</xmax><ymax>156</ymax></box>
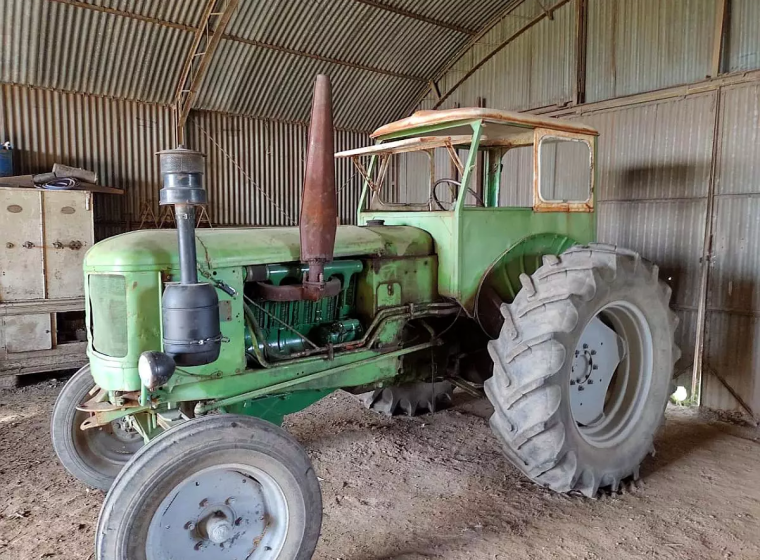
<box><xmin>138</xmin><ymin>351</ymin><xmax>176</xmax><ymax>390</ymax></box>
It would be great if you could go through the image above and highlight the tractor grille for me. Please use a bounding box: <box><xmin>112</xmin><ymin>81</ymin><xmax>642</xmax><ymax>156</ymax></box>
<box><xmin>88</xmin><ymin>274</ymin><xmax>128</xmax><ymax>357</ymax></box>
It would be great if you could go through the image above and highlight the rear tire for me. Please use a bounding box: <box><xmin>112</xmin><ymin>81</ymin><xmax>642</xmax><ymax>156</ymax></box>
<box><xmin>96</xmin><ymin>415</ymin><xmax>322</xmax><ymax>560</ymax></box>
<box><xmin>51</xmin><ymin>365</ymin><xmax>143</xmax><ymax>491</ymax></box>
<box><xmin>356</xmin><ymin>381</ymin><xmax>454</xmax><ymax>416</ymax></box>
<box><xmin>484</xmin><ymin>244</ymin><xmax>680</xmax><ymax>496</ymax></box>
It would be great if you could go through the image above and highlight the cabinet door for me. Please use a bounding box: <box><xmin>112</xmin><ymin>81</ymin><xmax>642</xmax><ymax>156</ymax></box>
<box><xmin>0</xmin><ymin>190</ymin><xmax>44</xmax><ymax>300</ymax></box>
<box><xmin>2</xmin><ymin>314</ymin><xmax>52</xmax><ymax>352</ymax></box>
<box><xmin>43</xmin><ymin>191</ymin><xmax>94</xmax><ymax>299</ymax></box>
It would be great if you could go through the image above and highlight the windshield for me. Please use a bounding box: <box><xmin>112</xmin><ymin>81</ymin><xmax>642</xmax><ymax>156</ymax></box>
<box><xmin>338</xmin><ymin>135</ymin><xmax>476</xmax><ymax>212</ymax></box>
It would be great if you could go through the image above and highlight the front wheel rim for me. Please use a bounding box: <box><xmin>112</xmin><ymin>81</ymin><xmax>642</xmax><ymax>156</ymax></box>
<box><xmin>570</xmin><ymin>300</ymin><xmax>654</xmax><ymax>448</ymax></box>
<box><xmin>146</xmin><ymin>463</ymin><xmax>289</xmax><ymax>559</ymax></box>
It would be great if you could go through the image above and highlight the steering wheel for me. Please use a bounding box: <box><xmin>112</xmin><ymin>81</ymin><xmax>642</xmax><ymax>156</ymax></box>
<box><xmin>431</xmin><ymin>178</ymin><xmax>485</xmax><ymax>210</ymax></box>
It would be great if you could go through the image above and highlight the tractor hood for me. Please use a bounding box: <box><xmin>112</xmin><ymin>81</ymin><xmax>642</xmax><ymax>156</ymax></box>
<box><xmin>84</xmin><ymin>225</ymin><xmax>433</xmax><ymax>272</ymax></box>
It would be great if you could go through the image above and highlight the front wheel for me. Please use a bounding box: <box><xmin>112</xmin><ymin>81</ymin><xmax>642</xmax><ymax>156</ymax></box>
<box><xmin>51</xmin><ymin>365</ymin><xmax>143</xmax><ymax>491</ymax></box>
<box><xmin>485</xmin><ymin>244</ymin><xmax>680</xmax><ymax>496</ymax></box>
<box><xmin>96</xmin><ymin>415</ymin><xmax>322</xmax><ymax>560</ymax></box>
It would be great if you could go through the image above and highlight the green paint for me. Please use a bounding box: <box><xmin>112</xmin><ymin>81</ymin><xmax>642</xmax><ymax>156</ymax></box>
<box><xmin>358</xmin><ymin>118</ymin><xmax>595</xmax><ymax>310</ymax></box>
<box><xmin>82</xmin><ymin>111</ymin><xmax>600</xmax><ymax>434</ymax></box>
<box><xmin>83</xmin><ymin>225</ymin><xmax>433</xmax><ymax>272</ymax></box>
<box><xmin>195</xmin><ymin>340</ymin><xmax>435</xmax><ymax>413</ymax></box>
<box><xmin>225</xmin><ymin>390</ymin><xmax>334</xmax><ymax>426</ymax></box>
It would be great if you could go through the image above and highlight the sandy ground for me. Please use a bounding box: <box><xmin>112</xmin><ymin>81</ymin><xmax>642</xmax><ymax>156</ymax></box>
<box><xmin>1</xmin><ymin>375</ymin><xmax>760</xmax><ymax>560</ymax></box>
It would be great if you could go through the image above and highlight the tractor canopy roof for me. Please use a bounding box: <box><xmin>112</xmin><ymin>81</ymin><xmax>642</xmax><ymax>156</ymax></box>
<box><xmin>335</xmin><ymin>108</ymin><xmax>598</xmax><ymax>160</ymax></box>
<box><xmin>372</xmin><ymin>108</ymin><xmax>598</xmax><ymax>139</ymax></box>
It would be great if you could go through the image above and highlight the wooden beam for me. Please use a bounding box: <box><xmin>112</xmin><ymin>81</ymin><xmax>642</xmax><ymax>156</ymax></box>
<box><xmin>574</xmin><ymin>0</ymin><xmax>588</xmax><ymax>105</ymax></box>
<box><xmin>710</xmin><ymin>0</ymin><xmax>729</xmax><ymax>78</ymax></box>
<box><xmin>429</xmin><ymin>80</ymin><xmax>442</xmax><ymax>100</ymax></box>
<box><xmin>175</xmin><ymin>0</ymin><xmax>240</xmax><ymax>145</ymax></box>
<box><xmin>544</xmin><ymin>68</ymin><xmax>760</xmax><ymax>119</ymax></box>
<box><xmin>433</xmin><ymin>0</ymin><xmax>573</xmax><ymax>109</ymax></box>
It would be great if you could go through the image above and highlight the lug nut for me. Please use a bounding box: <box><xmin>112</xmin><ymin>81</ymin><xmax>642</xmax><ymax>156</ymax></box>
<box><xmin>194</xmin><ymin>542</ymin><xmax>203</xmax><ymax>551</ymax></box>
<box><xmin>587</xmin><ymin>379</ymin><xmax>594</xmax><ymax>385</ymax></box>
<box><xmin>578</xmin><ymin>386</ymin><xmax>585</xmax><ymax>391</ymax></box>
<box><xmin>235</xmin><ymin>517</ymin><xmax>243</xmax><ymax>526</ymax></box>
<box><xmin>225</xmin><ymin>497</ymin><xmax>235</xmax><ymax>505</ymax></box>
<box><xmin>185</xmin><ymin>521</ymin><xmax>195</xmax><ymax>531</ymax></box>
<box><xmin>199</xmin><ymin>499</ymin><xmax>209</xmax><ymax>508</ymax></box>
<box><xmin>592</xmin><ymin>365</ymin><xmax>598</xmax><ymax>370</ymax></box>
<box><xmin>583</xmin><ymin>343</ymin><xmax>588</xmax><ymax>349</ymax></box>
<box><xmin>590</xmin><ymin>350</ymin><xmax>597</xmax><ymax>355</ymax></box>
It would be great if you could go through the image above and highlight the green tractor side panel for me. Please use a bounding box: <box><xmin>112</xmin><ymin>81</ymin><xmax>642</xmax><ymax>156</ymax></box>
<box><xmin>358</xmin><ymin>209</ymin><xmax>595</xmax><ymax>311</ymax></box>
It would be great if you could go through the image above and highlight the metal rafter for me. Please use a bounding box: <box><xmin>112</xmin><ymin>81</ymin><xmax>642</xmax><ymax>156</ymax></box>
<box><xmin>407</xmin><ymin>0</ymin><xmax>526</xmax><ymax>112</ymax></box>
<box><xmin>221</xmin><ymin>35</ymin><xmax>427</xmax><ymax>82</ymax></box>
<box><xmin>431</xmin><ymin>0</ymin><xmax>572</xmax><ymax>109</ymax></box>
<box><xmin>350</xmin><ymin>0</ymin><xmax>477</xmax><ymax>35</ymax></box>
<box><xmin>46</xmin><ymin>0</ymin><xmax>198</xmax><ymax>32</ymax></box>
<box><xmin>175</xmin><ymin>0</ymin><xmax>240</xmax><ymax>145</ymax></box>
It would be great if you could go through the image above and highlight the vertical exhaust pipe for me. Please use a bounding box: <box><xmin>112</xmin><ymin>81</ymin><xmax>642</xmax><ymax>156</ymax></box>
<box><xmin>300</xmin><ymin>75</ymin><xmax>337</xmax><ymax>301</ymax></box>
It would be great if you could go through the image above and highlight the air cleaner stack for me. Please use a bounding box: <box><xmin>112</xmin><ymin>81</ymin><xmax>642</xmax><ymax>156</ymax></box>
<box><xmin>157</xmin><ymin>147</ymin><xmax>221</xmax><ymax>367</ymax></box>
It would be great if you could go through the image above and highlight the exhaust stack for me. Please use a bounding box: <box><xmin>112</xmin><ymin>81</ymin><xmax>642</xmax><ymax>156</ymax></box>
<box><xmin>300</xmin><ymin>75</ymin><xmax>337</xmax><ymax>301</ymax></box>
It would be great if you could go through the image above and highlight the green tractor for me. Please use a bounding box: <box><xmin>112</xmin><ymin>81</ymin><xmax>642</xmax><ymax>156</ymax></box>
<box><xmin>51</xmin><ymin>75</ymin><xmax>679</xmax><ymax>559</ymax></box>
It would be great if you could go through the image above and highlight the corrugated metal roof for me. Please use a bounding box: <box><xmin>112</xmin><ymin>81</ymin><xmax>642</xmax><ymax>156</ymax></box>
<box><xmin>2</xmin><ymin>0</ymin><xmax>194</xmax><ymax>104</ymax></box>
<box><xmin>2</xmin><ymin>0</ymin><xmax>524</xmax><ymax>130</ymax></box>
<box><xmin>372</xmin><ymin>0</ymin><xmax>514</xmax><ymax>32</ymax></box>
<box><xmin>195</xmin><ymin>39</ymin><xmax>424</xmax><ymax>132</ymax></box>
<box><xmin>70</xmin><ymin>0</ymin><xmax>207</xmax><ymax>27</ymax></box>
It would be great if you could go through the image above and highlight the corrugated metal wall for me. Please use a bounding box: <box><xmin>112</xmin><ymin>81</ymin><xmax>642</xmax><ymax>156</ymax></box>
<box><xmin>581</xmin><ymin>93</ymin><xmax>717</xmax><ymax>375</ymax></box>
<box><xmin>703</xmin><ymin>83</ymin><xmax>760</xmax><ymax>413</ymax></box>
<box><xmin>0</xmin><ymin>83</ymin><xmax>369</xmax><ymax>238</ymax></box>
<box><xmin>585</xmin><ymin>0</ymin><xmax>716</xmax><ymax>103</ymax></box>
<box><xmin>419</xmin><ymin>1</ymin><xmax>576</xmax><ymax>111</ymax></box>
<box><xmin>405</xmin><ymin>0</ymin><xmax>760</xmax><ymax>416</ymax></box>
<box><xmin>0</xmin><ymin>83</ymin><xmax>173</xmax><ymax>239</ymax></box>
<box><xmin>187</xmin><ymin>111</ymin><xmax>366</xmax><ymax>227</ymax></box>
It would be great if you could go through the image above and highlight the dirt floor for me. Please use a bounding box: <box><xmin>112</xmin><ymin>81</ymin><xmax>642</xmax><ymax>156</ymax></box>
<box><xmin>1</xmin><ymin>375</ymin><xmax>760</xmax><ymax>560</ymax></box>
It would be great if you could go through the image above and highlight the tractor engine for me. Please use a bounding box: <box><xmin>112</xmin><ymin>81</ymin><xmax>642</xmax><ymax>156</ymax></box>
<box><xmin>242</xmin><ymin>260</ymin><xmax>364</xmax><ymax>362</ymax></box>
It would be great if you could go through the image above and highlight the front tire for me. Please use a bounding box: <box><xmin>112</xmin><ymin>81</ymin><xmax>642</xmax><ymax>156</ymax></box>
<box><xmin>96</xmin><ymin>415</ymin><xmax>322</xmax><ymax>560</ymax></box>
<box><xmin>484</xmin><ymin>244</ymin><xmax>679</xmax><ymax>496</ymax></box>
<box><xmin>51</xmin><ymin>365</ymin><xmax>143</xmax><ymax>491</ymax></box>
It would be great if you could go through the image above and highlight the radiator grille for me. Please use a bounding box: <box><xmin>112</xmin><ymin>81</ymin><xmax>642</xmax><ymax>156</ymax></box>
<box><xmin>88</xmin><ymin>274</ymin><xmax>128</xmax><ymax>357</ymax></box>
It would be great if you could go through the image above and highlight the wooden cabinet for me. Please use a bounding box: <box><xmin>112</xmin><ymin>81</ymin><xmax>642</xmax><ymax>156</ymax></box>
<box><xmin>0</xmin><ymin>188</ymin><xmax>93</xmax><ymax>376</ymax></box>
